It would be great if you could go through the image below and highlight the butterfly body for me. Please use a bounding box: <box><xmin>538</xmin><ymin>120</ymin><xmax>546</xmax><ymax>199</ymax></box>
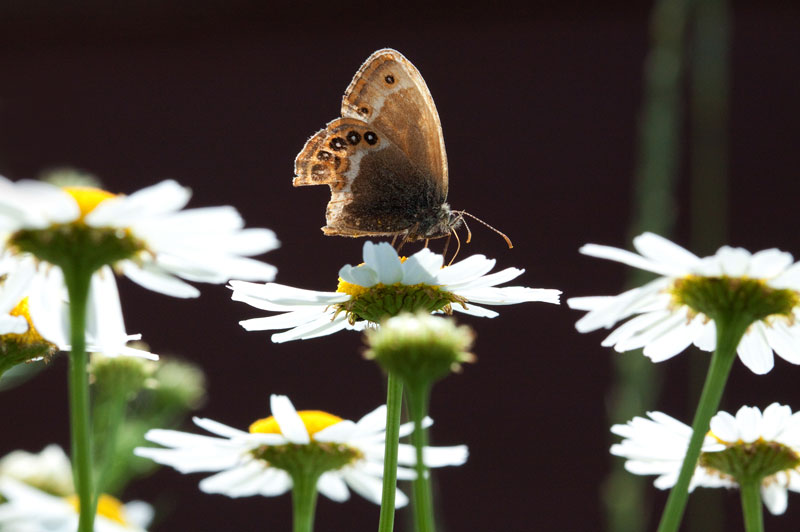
<box><xmin>294</xmin><ymin>48</ymin><xmax>460</xmax><ymax>242</ymax></box>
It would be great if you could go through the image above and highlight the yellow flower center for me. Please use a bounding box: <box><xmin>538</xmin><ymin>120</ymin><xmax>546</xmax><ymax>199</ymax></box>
<box><xmin>249</xmin><ymin>410</ymin><xmax>343</xmax><ymax>438</ymax></box>
<box><xmin>63</xmin><ymin>186</ymin><xmax>117</xmax><ymax>221</ymax></box>
<box><xmin>336</xmin><ymin>278</ymin><xmax>372</xmax><ymax>298</ymax></box>
<box><xmin>4</xmin><ymin>297</ymin><xmax>46</xmax><ymax>345</ymax></box>
<box><xmin>66</xmin><ymin>493</ymin><xmax>128</xmax><ymax>525</ymax></box>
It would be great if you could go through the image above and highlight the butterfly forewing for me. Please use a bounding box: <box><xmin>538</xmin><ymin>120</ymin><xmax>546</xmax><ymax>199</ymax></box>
<box><xmin>341</xmin><ymin>48</ymin><xmax>448</xmax><ymax>198</ymax></box>
<box><xmin>294</xmin><ymin>49</ymin><xmax>456</xmax><ymax>241</ymax></box>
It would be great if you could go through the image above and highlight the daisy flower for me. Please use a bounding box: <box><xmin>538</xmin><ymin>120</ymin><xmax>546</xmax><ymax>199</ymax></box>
<box><xmin>0</xmin><ymin>444</ymin><xmax>74</xmax><ymax>497</ymax></box>
<box><xmin>0</xmin><ymin>175</ymin><xmax>276</xmax><ymax>531</ymax></box>
<box><xmin>134</xmin><ymin>394</ymin><xmax>468</xmax><ymax>507</ymax></box>
<box><xmin>1</xmin><ymin>252</ymin><xmax>155</xmax><ymax>364</ymax></box>
<box><xmin>611</xmin><ymin>403</ymin><xmax>800</xmax><ymax>515</ymax></box>
<box><xmin>230</xmin><ymin>241</ymin><xmax>560</xmax><ymax>342</ymax></box>
<box><xmin>0</xmin><ymin>477</ymin><xmax>153</xmax><ymax>532</ymax></box>
<box><xmin>0</xmin><ymin>177</ymin><xmax>279</xmax><ymax>298</ymax></box>
<box><xmin>568</xmin><ymin>232</ymin><xmax>800</xmax><ymax>374</ymax></box>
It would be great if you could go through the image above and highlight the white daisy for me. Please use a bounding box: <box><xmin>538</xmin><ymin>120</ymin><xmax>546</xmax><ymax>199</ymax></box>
<box><xmin>611</xmin><ymin>403</ymin><xmax>800</xmax><ymax>515</ymax></box>
<box><xmin>0</xmin><ymin>444</ymin><xmax>73</xmax><ymax>497</ymax></box>
<box><xmin>134</xmin><ymin>394</ymin><xmax>468</xmax><ymax>507</ymax></box>
<box><xmin>0</xmin><ymin>176</ymin><xmax>279</xmax><ymax>298</ymax></box>
<box><xmin>1</xmin><ymin>252</ymin><xmax>155</xmax><ymax>361</ymax></box>
<box><xmin>230</xmin><ymin>241</ymin><xmax>561</xmax><ymax>342</ymax></box>
<box><xmin>0</xmin><ymin>477</ymin><xmax>153</xmax><ymax>532</ymax></box>
<box><xmin>568</xmin><ymin>232</ymin><xmax>800</xmax><ymax>374</ymax></box>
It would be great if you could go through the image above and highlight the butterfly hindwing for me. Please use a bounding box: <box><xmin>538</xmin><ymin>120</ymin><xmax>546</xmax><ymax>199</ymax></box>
<box><xmin>294</xmin><ymin>118</ymin><xmax>446</xmax><ymax>237</ymax></box>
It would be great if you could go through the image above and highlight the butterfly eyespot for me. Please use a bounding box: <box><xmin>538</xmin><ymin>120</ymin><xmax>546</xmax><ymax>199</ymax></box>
<box><xmin>347</xmin><ymin>131</ymin><xmax>361</xmax><ymax>145</ymax></box>
<box><xmin>329</xmin><ymin>137</ymin><xmax>347</xmax><ymax>151</ymax></box>
<box><xmin>358</xmin><ymin>106</ymin><xmax>370</xmax><ymax>115</ymax></box>
<box><xmin>364</xmin><ymin>131</ymin><xmax>378</xmax><ymax>145</ymax></box>
<box><xmin>384</xmin><ymin>74</ymin><xmax>395</xmax><ymax>84</ymax></box>
<box><xmin>317</xmin><ymin>150</ymin><xmax>332</xmax><ymax>161</ymax></box>
<box><xmin>311</xmin><ymin>164</ymin><xmax>327</xmax><ymax>177</ymax></box>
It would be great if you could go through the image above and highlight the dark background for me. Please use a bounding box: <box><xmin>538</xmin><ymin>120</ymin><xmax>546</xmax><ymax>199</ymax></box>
<box><xmin>1</xmin><ymin>2</ymin><xmax>799</xmax><ymax>531</ymax></box>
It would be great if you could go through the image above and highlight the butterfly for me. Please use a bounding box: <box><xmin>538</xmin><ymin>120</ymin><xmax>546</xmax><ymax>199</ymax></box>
<box><xmin>293</xmin><ymin>48</ymin><xmax>468</xmax><ymax>246</ymax></box>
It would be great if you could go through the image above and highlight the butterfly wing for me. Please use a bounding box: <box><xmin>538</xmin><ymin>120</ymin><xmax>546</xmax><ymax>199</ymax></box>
<box><xmin>340</xmin><ymin>48</ymin><xmax>448</xmax><ymax>198</ymax></box>
<box><xmin>294</xmin><ymin>118</ymin><xmax>445</xmax><ymax>237</ymax></box>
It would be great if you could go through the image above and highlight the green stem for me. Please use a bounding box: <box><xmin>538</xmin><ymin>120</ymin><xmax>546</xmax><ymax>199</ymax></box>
<box><xmin>405</xmin><ymin>381</ymin><xmax>435</xmax><ymax>532</ymax></box>
<box><xmin>657</xmin><ymin>316</ymin><xmax>750</xmax><ymax>532</ymax></box>
<box><xmin>94</xmin><ymin>392</ymin><xmax>127</xmax><ymax>495</ymax></box>
<box><xmin>377</xmin><ymin>371</ymin><xmax>403</xmax><ymax>532</ymax></box>
<box><xmin>739</xmin><ymin>479</ymin><xmax>764</xmax><ymax>532</ymax></box>
<box><xmin>64</xmin><ymin>266</ymin><xmax>96</xmax><ymax>532</ymax></box>
<box><xmin>291</xmin><ymin>472</ymin><xmax>320</xmax><ymax>532</ymax></box>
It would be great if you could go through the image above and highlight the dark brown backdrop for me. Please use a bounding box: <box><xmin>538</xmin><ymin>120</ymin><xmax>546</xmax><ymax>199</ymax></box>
<box><xmin>1</xmin><ymin>2</ymin><xmax>799</xmax><ymax>531</ymax></box>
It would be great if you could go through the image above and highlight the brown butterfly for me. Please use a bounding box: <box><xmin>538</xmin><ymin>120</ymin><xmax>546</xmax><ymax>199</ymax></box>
<box><xmin>294</xmin><ymin>48</ymin><xmax>509</xmax><ymax>249</ymax></box>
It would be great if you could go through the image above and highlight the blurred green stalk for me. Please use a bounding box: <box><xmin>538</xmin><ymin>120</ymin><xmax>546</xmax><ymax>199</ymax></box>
<box><xmin>687</xmin><ymin>0</ymin><xmax>730</xmax><ymax>531</ymax></box>
<box><xmin>604</xmin><ymin>0</ymin><xmax>689</xmax><ymax>530</ymax></box>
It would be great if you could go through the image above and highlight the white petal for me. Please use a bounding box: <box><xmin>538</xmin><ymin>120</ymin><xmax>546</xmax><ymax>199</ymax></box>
<box><xmin>771</xmin><ymin>262</ymin><xmax>800</xmax><ymax>290</ymax></box>
<box><xmin>341</xmin><ymin>468</ymin><xmax>395</xmax><ymax>506</ymax></box>
<box><xmin>709</xmin><ymin>411</ymin><xmax>738</xmax><ymax>442</ymax></box>
<box><xmin>314</xmin><ymin>420</ymin><xmax>356</xmax><ymax>442</ymax></box>
<box><xmin>87</xmin><ymin>180</ymin><xmax>190</xmax><ymax>225</ymax></box>
<box><xmin>434</xmin><ymin>255</ymin><xmax>495</xmax><ymax>286</ymax></box>
<box><xmin>239</xmin><ymin>308</ymin><xmax>328</xmax><ymax>331</ymax></box>
<box><xmin>271</xmin><ymin>395</ymin><xmax>309</xmax><ymax>444</ymax></box>
<box><xmin>445</xmin><ymin>267</ymin><xmax>523</xmax><ymax>291</ymax></box>
<box><xmin>270</xmin><ymin>313</ymin><xmax>353</xmax><ymax>343</ymax></box>
<box><xmin>579</xmin><ymin>242</ymin><xmax>682</xmax><ymax>277</ymax></box>
<box><xmin>200</xmin><ymin>462</ymin><xmax>275</xmax><ymax>497</ymax></box>
<box><xmin>761</xmin><ymin>403</ymin><xmax>792</xmax><ymax>441</ymax></box>
<box><xmin>737</xmin><ymin>326</ymin><xmax>775</xmax><ymax>375</ymax></box>
<box><xmin>632</xmin><ymin>232</ymin><xmax>700</xmax><ymax>272</ymax></box>
<box><xmin>450</xmin><ymin>302</ymin><xmax>498</xmax><ymax>318</ymax></box>
<box><xmin>735</xmin><ymin>406</ymin><xmax>763</xmax><ymax>443</ymax></box>
<box><xmin>367</xmin><ymin>242</ymin><xmax>404</xmax><ymax>284</ymax></box>
<box><xmin>763</xmin><ymin>320</ymin><xmax>800</xmax><ymax>365</ymax></box>
<box><xmin>351</xmin><ymin>406</ymin><xmax>388</xmax><ymax>439</ymax></box>
<box><xmin>762</xmin><ymin>482</ymin><xmax>788</xmax><ymax>515</ymax></box>
<box><xmin>230</xmin><ymin>281</ymin><xmax>347</xmax><ymax>307</ymax></box>
<box><xmin>317</xmin><ymin>472</ymin><xmax>350</xmax><ymax>502</ymax></box>
<box><xmin>748</xmin><ymin>249</ymin><xmax>794</xmax><ymax>279</ymax></box>
<box><xmin>401</xmin><ymin>248</ymin><xmax>442</xmax><ymax>285</ymax></box>
<box><xmin>712</xmin><ymin>247</ymin><xmax>752</xmax><ymax>277</ymax></box>
<box><xmin>192</xmin><ymin>417</ymin><xmax>250</xmax><ymax>438</ymax></box>
<box><xmin>339</xmin><ymin>264</ymin><xmax>379</xmax><ymax>287</ymax></box>
<box><xmin>642</xmin><ymin>323</ymin><xmax>695</xmax><ymax>363</ymax></box>
<box><xmin>120</xmin><ymin>260</ymin><xmax>200</xmax><ymax>298</ymax></box>
<box><xmin>456</xmin><ymin>286</ymin><xmax>561</xmax><ymax>305</ymax></box>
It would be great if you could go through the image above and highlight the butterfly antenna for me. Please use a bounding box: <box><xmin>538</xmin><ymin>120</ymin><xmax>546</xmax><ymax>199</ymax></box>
<box><xmin>391</xmin><ymin>234</ymin><xmax>399</xmax><ymax>248</ymax></box>
<box><xmin>457</xmin><ymin>214</ymin><xmax>473</xmax><ymax>244</ymax></box>
<box><xmin>447</xmin><ymin>225</ymin><xmax>462</xmax><ymax>266</ymax></box>
<box><xmin>455</xmin><ymin>211</ymin><xmax>513</xmax><ymax>248</ymax></box>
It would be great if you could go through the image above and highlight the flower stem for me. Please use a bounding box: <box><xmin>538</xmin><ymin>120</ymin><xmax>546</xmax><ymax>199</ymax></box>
<box><xmin>291</xmin><ymin>471</ymin><xmax>320</xmax><ymax>532</ymax></box>
<box><xmin>739</xmin><ymin>479</ymin><xmax>764</xmax><ymax>532</ymax></box>
<box><xmin>657</xmin><ymin>315</ymin><xmax>750</xmax><ymax>532</ymax></box>
<box><xmin>63</xmin><ymin>266</ymin><xmax>96</xmax><ymax>532</ymax></box>
<box><xmin>405</xmin><ymin>381</ymin><xmax>435</xmax><ymax>532</ymax></box>
<box><xmin>378</xmin><ymin>371</ymin><xmax>403</xmax><ymax>532</ymax></box>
